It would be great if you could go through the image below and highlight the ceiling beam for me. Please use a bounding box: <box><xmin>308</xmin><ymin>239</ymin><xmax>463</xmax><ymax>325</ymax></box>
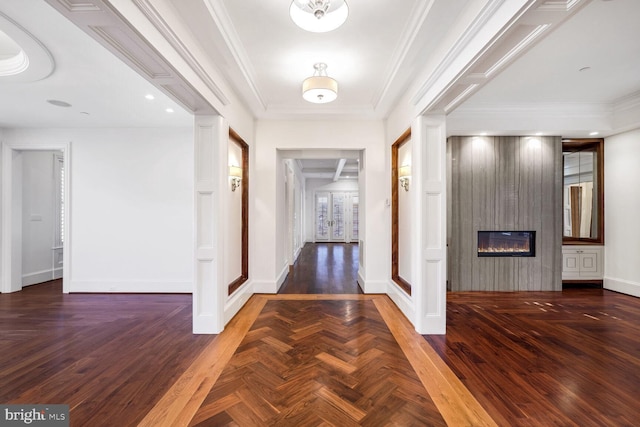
<box><xmin>333</xmin><ymin>158</ymin><xmax>347</xmax><ymax>182</ymax></box>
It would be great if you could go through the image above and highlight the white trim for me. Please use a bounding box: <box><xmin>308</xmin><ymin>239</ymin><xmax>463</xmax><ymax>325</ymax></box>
<box><xmin>604</xmin><ymin>277</ymin><xmax>640</xmax><ymax>299</ymax></box>
<box><xmin>1</xmin><ymin>141</ymin><xmax>71</xmax><ymax>294</ymax></box>
<box><xmin>387</xmin><ymin>280</ymin><xmax>415</xmax><ymax>324</ymax></box>
<box><xmin>252</xmin><ymin>279</ymin><xmax>277</xmax><ymax>294</ymax></box>
<box><xmin>22</xmin><ymin>268</ymin><xmax>63</xmax><ymax>287</ymax></box>
<box><xmin>276</xmin><ymin>264</ymin><xmax>289</xmax><ymax>292</ymax></box>
<box><xmin>224</xmin><ymin>280</ymin><xmax>253</xmax><ymax>324</ymax></box>
<box><xmin>68</xmin><ymin>280</ymin><xmax>191</xmax><ymax>293</ymax></box>
<box><xmin>359</xmin><ymin>279</ymin><xmax>387</xmax><ymax>294</ymax></box>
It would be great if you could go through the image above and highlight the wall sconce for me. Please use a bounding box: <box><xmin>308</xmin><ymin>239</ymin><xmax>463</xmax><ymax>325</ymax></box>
<box><xmin>229</xmin><ymin>165</ymin><xmax>242</xmax><ymax>192</ymax></box>
<box><xmin>398</xmin><ymin>165</ymin><xmax>411</xmax><ymax>191</ymax></box>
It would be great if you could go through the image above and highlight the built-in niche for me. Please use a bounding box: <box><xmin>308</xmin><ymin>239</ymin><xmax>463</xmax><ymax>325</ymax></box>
<box><xmin>228</xmin><ymin>129</ymin><xmax>249</xmax><ymax>295</ymax></box>
<box><xmin>391</xmin><ymin>129</ymin><xmax>412</xmax><ymax>295</ymax></box>
<box><xmin>562</xmin><ymin>138</ymin><xmax>604</xmax><ymax>244</ymax></box>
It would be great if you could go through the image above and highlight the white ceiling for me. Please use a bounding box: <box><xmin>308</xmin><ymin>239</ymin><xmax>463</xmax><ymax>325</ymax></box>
<box><xmin>0</xmin><ymin>0</ymin><xmax>192</xmax><ymax>128</ymax></box>
<box><xmin>464</xmin><ymin>0</ymin><xmax>640</xmax><ymax>105</ymax></box>
<box><xmin>0</xmin><ymin>0</ymin><xmax>639</xmax><ymax>137</ymax></box>
<box><xmin>171</xmin><ymin>0</ymin><xmax>470</xmax><ymax>119</ymax></box>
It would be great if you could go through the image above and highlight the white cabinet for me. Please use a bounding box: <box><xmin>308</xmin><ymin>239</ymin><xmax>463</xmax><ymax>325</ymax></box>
<box><xmin>562</xmin><ymin>246</ymin><xmax>603</xmax><ymax>281</ymax></box>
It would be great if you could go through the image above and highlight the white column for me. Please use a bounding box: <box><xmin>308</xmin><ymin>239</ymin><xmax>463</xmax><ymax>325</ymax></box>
<box><xmin>193</xmin><ymin>115</ymin><xmax>227</xmax><ymax>334</ymax></box>
<box><xmin>414</xmin><ymin>115</ymin><xmax>447</xmax><ymax>334</ymax></box>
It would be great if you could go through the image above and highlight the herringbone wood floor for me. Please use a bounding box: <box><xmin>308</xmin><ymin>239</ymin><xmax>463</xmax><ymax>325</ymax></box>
<box><xmin>6</xmin><ymin>244</ymin><xmax>640</xmax><ymax>426</ymax></box>
<box><xmin>190</xmin><ymin>299</ymin><xmax>445</xmax><ymax>426</ymax></box>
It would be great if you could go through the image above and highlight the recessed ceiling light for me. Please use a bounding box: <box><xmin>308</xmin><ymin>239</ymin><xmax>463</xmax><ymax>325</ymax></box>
<box><xmin>165</xmin><ymin>108</ymin><xmax>174</xmax><ymax>113</ymax></box>
<box><xmin>590</xmin><ymin>131</ymin><xmax>599</xmax><ymax>136</ymax></box>
<box><xmin>480</xmin><ymin>132</ymin><xmax>488</xmax><ymax>136</ymax></box>
<box><xmin>579</xmin><ymin>66</ymin><xmax>591</xmax><ymax>72</ymax></box>
<box><xmin>145</xmin><ymin>94</ymin><xmax>155</xmax><ymax>100</ymax></box>
<box><xmin>47</xmin><ymin>99</ymin><xmax>72</xmax><ymax>107</ymax></box>
<box><xmin>535</xmin><ymin>132</ymin><xmax>543</xmax><ymax>136</ymax></box>
<box><xmin>80</xmin><ymin>111</ymin><xmax>90</xmax><ymax>115</ymax></box>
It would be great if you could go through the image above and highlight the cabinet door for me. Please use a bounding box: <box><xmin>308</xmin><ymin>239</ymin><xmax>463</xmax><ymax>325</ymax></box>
<box><xmin>563</xmin><ymin>252</ymin><xmax>580</xmax><ymax>275</ymax></box>
<box><xmin>579</xmin><ymin>252</ymin><xmax>599</xmax><ymax>276</ymax></box>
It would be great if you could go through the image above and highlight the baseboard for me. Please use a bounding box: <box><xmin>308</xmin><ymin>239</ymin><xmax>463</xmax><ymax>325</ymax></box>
<box><xmin>387</xmin><ymin>281</ymin><xmax>415</xmax><ymax>326</ymax></box>
<box><xmin>69</xmin><ymin>280</ymin><xmax>192</xmax><ymax>293</ymax></box>
<box><xmin>224</xmin><ymin>280</ymin><xmax>253</xmax><ymax>324</ymax></box>
<box><xmin>252</xmin><ymin>280</ymin><xmax>277</xmax><ymax>293</ymax></box>
<box><xmin>604</xmin><ymin>277</ymin><xmax>640</xmax><ymax>298</ymax></box>
<box><xmin>22</xmin><ymin>268</ymin><xmax>61</xmax><ymax>287</ymax></box>
<box><xmin>192</xmin><ymin>313</ymin><xmax>223</xmax><ymax>334</ymax></box>
<box><xmin>276</xmin><ymin>264</ymin><xmax>289</xmax><ymax>292</ymax></box>
<box><xmin>359</xmin><ymin>279</ymin><xmax>387</xmax><ymax>294</ymax></box>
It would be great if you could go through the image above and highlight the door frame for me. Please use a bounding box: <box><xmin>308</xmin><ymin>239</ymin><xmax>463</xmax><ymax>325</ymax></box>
<box><xmin>1</xmin><ymin>141</ymin><xmax>71</xmax><ymax>293</ymax></box>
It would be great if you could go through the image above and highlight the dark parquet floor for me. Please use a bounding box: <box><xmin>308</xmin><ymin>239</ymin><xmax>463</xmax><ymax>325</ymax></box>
<box><xmin>190</xmin><ymin>299</ymin><xmax>446</xmax><ymax>426</ymax></box>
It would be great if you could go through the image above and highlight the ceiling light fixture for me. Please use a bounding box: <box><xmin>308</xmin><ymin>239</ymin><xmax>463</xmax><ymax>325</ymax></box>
<box><xmin>289</xmin><ymin>0</ymin><xmax>349</xmax><ymax>33</ymax></box>
<box><xmin>303</xmin><ymin>63</ymin><xmax>338</xmax><ymax>103</ymax></box>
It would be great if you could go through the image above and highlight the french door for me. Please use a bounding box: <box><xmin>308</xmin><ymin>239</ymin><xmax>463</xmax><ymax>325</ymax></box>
<box><xmin>315</xmin><ymin>192</ymin><xmax>358</xmax><ymax>243</ymax></box>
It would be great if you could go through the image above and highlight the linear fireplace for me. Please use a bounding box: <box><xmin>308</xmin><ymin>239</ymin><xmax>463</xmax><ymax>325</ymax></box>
<box><xmin>477</xmin><ymin>231</ymin><xmax>536</xmax><ymax>257</ymax></box>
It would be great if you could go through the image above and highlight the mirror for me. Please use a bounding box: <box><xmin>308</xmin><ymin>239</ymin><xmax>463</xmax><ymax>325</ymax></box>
<box><xmin>562</xmin><ymin>139</ymin><xmax>603</xmax><ymax>244</ymax></box>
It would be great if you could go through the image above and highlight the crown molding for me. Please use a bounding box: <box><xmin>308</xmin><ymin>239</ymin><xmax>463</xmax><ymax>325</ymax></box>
<box><xmin>411</xmin><ymin>0</ymin><xmax>509</xmax><ymax>106</ymax></box>
<box><xmin>453</xmin><ymin>101</ymin><xmax>612</xmax><ymax>116</ymax></box>
<box><xmin>202</xmin><ymin>0</ymin><xmax>266</xmax><ymax>111</ymax></box>
<box><xmin>132</xmin><ymin>0</ymin><xmax>230</xmax><ymax>106</ymax></box>
<box><xmin>89</xmin><ymin>25</ymin><xmax>172</xmax><ymax>79</ymax></box>
<box><xmin>262</xmin><ymin>103</ymin><xmax>379</xmax><ymax>121</ymax></box>
<box><xmin>55</xmin><ymin>0</ymin><xmax>101</xmax><ymax>12</ymax></box>
<box><xmin>371</xmin><ymin>0</ymin><xmax>437</xmax><ymax>108</ymax></box>
<box><xmin>614</xmin><ymin>90</ymin><xmax>640</xmax><ymax>113</ymax></box>
<box><xmin>538</xmin><ymin>0</ymin><xmax>581</xmax><ymax>12</ymax></box>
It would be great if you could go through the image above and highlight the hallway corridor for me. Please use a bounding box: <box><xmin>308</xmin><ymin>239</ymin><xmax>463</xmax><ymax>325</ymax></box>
<box><xmin>278</xmin><ymin>243</ymin><xmax>361</xmax><ymax>294</ymax></box>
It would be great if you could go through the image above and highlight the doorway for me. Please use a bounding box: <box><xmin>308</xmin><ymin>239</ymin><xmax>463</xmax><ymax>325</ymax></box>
<box><xmin>277</xmin><ymin>150</ymin><xmax>363</xmax><ymax>294</ymax></box>
<box><xmin>1</xmin><ymin>142</ymin><xmax>70</xmax><ymax>294</ymax></box>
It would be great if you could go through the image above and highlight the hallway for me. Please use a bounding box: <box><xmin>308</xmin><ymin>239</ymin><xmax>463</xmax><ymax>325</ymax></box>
<box><xmin>279</xmin><ymin>243</ymin><xmax>361</xmax><ymax>294</ymax></box>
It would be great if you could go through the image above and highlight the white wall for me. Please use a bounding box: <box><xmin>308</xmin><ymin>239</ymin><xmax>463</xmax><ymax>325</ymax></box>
<box><xmin>253</xmin><ymin>120</ymin><xmax>387</xmax><ymax>293</ymax></box>
<box><xmin>21</xmin><ymin>151</ymin><xmax>61</xmax><ymax>286</ymax></box>
<box><xmin>604</xmin><ymin>128</ymin><xmax>640</xmax><ymax>297</ymax></box>
<box><xmin>304</xmin><ymin>178</ymin><xmax>358</xmax><ymax>242</ymax></box>
<box><xmin>4</xmin><ymin>127</ymin><xmax>193</xmax><ymax>293</ymax></box>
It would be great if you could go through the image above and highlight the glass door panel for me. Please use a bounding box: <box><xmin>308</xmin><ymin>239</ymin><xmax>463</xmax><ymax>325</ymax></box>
<box><xmin>331</xmin><ymin>193</ymin><xmax>345</xmax><ymax>240</ymax></box>
<box><xmin>351</xmin><ymin>194</ymin><xmax>359</xmax><ymax>241</ymax></box>
<box><xmin>315</xmin><ymin>193</ymin><xmax>329</xmax><ymax>241</ymax></box>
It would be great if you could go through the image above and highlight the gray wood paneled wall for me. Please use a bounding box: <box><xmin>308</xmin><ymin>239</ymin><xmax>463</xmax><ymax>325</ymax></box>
<box><xmin>447</xmin><ymin>136</ymin><xmax>562</xmax><ymax>291</ymax></box>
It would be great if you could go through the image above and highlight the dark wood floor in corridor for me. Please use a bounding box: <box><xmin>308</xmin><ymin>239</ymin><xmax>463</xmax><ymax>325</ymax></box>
<box><xmin>279</xmin><ymin>243</ymin><xmax>361</xmax><ymax>294</ymax></box>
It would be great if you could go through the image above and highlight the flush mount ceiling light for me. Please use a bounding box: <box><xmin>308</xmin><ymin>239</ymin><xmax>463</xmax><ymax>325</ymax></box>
<box><xmin>302</xmin><ymin>63</ymin><xmax>338</xmax><ymax>103</ymax></box>
<box><xmin>290</xmin><ymin>0</ymin><xmax>349</xmax><ymax>33</ymax></box>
